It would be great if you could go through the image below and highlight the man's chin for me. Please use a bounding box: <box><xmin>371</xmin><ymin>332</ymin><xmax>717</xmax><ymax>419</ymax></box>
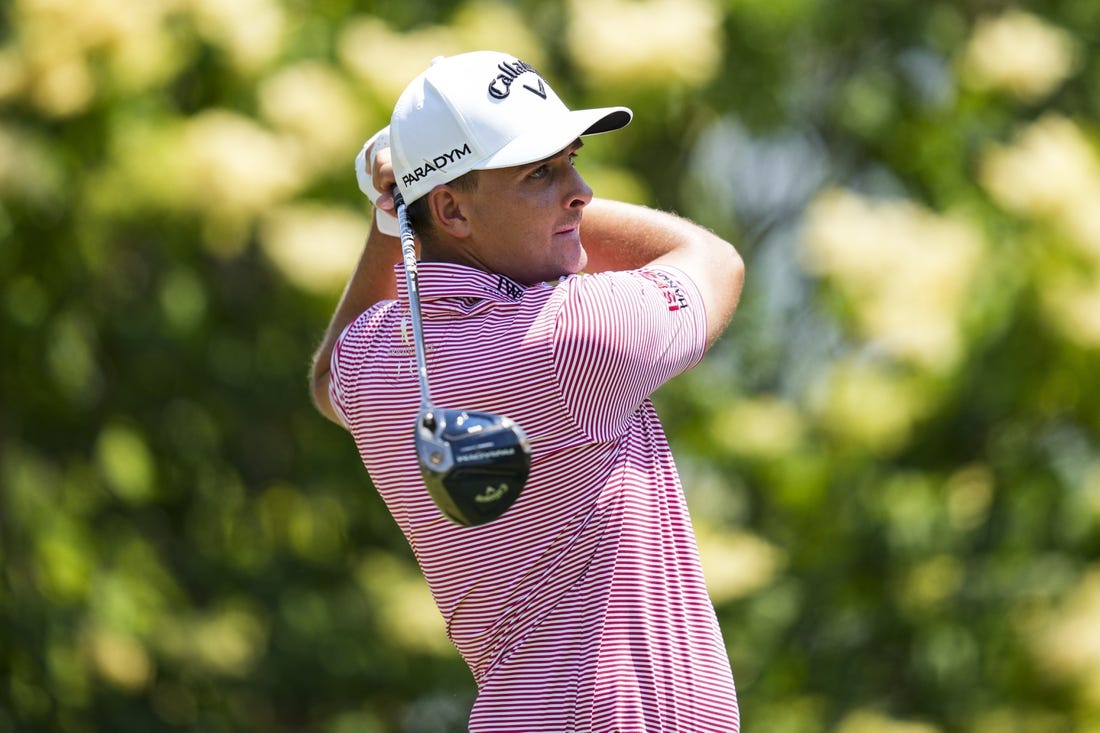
<box><xmin>568</xmin><ymin>247</ymin><xmax>588</xmax><ymax>276</ymax></box>
<box><xmin>527</xmin><ymin>248</ymin><xmax>587</xmax><ymax>285</ymax></box>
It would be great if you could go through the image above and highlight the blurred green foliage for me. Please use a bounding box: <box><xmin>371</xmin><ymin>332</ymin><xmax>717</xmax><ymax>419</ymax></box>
<box><xmin>3</xmin><ymin>0</ymin><xmax>1100</xmax><ymax>731</ymax></box>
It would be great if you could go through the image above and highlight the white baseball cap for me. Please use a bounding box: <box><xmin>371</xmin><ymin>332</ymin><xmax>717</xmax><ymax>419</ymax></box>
<box><xmin>390</xmin><ymin>51</ymin><xmax>633</xmax><ymax>204</ymax></box>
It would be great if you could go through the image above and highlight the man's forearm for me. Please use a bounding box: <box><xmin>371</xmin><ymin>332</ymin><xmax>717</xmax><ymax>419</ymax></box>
<box><xmin>580</xmin><ymin>198</ymin><xmax>709</xmax><ymax>272</ymax></box>
<box><xmin>309</xmin><ymin>220</ymin><xmax>402</xmax><ymax>421</ymax></box>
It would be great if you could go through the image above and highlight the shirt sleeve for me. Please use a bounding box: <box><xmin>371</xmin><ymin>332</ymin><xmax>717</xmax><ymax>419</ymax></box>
<box><xmin>328</xmin><ymin>300</ymin><xmax>396</xmax><ymax>429</ymax></box>
<box><xmin>552</xmin><ymin>265</ymin><xmax>708</xmax><ymax>441</ymax></box>
<box><xmin>327</xmin><ymin>318</ymin><xmax>358</xmax><ymax>429</ymax></box>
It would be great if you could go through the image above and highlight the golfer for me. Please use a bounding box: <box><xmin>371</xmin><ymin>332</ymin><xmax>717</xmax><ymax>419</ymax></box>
<box><xmin>311</xmin><ymin>50</ymin><xmax>745</xmax><ymax>732</ymax></box>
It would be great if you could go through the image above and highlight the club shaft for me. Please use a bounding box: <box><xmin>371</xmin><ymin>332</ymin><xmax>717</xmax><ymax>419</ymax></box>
<box><xmin>394</xmin><ymin>191</ymin><xmax>434</xmax><ymax>410</ymax></box>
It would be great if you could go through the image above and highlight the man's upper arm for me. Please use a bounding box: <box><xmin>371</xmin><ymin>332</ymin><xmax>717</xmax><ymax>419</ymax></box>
<box><xmin>311</xmin><ymin>371</ymin><xmax>345</xmax><ymax>427</ymax></box>
<box><xmin>650</xmin><ymin>231</ymin><xmax>744</xmax><ymax>350</ymax></box>
<box><xmin>312</xmin><ymin>316</ymin><xmax>362</xmax><ymax>429</ymax></box>
<box><xmin>580</xmin><ymin>199</ymin><xmax>744</xmax><ymax>349</ymax></box>
<box><xmin>553</xmin><ymin>268</ymin><xmax>708</xmax><ymax>440</ymax></box>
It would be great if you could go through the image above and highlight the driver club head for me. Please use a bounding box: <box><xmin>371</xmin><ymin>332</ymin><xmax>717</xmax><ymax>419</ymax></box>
<box><xmin>415</xmin><ymin>408</ymin><xmax>531</xmax><ymax>526</ymax></box>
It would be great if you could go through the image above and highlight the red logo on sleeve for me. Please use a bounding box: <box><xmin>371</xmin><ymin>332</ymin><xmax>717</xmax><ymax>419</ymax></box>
<box><xmin>641</xmin><ymin>270</ymin><xmax>689</xmax><ymax>311</ymax></box>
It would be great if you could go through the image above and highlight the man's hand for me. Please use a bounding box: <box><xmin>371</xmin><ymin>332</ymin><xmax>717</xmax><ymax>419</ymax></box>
<box><xmin>355</xmin><ymin>127</ymin><xmax>399</xmax><ymax>236</ymax></box>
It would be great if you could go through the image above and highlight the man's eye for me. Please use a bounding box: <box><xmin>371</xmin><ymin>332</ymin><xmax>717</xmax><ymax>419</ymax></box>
<box><xmin>529</xmin><ymin>165</ymin><xmax>549</xmax><ymax>179</ymax></box>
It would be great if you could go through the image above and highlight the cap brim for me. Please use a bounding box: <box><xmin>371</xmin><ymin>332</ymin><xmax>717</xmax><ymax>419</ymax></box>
<box><xmin>477</xmin><ymin>106</ymin><xmax>632</xmax><ymax>171</ymax></box>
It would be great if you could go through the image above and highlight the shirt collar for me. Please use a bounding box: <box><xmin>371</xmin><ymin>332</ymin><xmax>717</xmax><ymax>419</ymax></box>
<box><xmin>392</xmin><ymin>262</ymin><xmax>545</xmax><ymax>304</ymax></box>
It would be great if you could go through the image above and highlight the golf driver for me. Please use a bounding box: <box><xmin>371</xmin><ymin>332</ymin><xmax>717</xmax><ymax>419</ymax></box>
<box><xmin>393</xmin><ymin>189</ymin><xmax>531</xmax><ymax>526</ymax></box>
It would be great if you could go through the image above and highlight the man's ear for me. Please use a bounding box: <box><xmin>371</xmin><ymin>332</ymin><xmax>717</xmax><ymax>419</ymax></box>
<box><xmin>427</xmin><ymin>186</ymin><xmax>471</xmax><ymax>238</ymax></box>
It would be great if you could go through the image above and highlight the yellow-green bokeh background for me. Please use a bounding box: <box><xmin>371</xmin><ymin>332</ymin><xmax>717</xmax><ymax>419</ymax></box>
<box><xmin>3</xmin><ymin>1</ymin><xmax>1100</xmax><ymax>731</ymax></box>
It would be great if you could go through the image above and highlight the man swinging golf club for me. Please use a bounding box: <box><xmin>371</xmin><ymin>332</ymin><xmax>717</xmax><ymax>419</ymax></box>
<box><xmin>310</xmin><ymin>50</ymin><xmax>745</xmax><ymax>732</ymax></box>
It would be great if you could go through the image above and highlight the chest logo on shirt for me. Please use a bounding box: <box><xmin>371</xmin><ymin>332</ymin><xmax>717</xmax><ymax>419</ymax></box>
<box><xmin>641</xmin><ymin>270</ymin><xmax>689</xmax><ymax>311</ymax></box>
<box><xmin>387</xmin><ymin>315</ymin><xmax>434</xmax><ymax>384</ymax></box>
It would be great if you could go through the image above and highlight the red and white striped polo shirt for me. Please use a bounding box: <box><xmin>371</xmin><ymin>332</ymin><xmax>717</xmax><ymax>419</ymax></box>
<box><xmin>330</xmin><ymin>262</ymin><xmax>739</xmax><ymax>732</ymax></box>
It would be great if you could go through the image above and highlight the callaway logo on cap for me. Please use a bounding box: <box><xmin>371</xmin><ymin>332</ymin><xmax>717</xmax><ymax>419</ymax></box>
<box><xmin>389</xmin><ymin>50</ymin><xmax>633</xmax><ymax>204</ymax></box>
